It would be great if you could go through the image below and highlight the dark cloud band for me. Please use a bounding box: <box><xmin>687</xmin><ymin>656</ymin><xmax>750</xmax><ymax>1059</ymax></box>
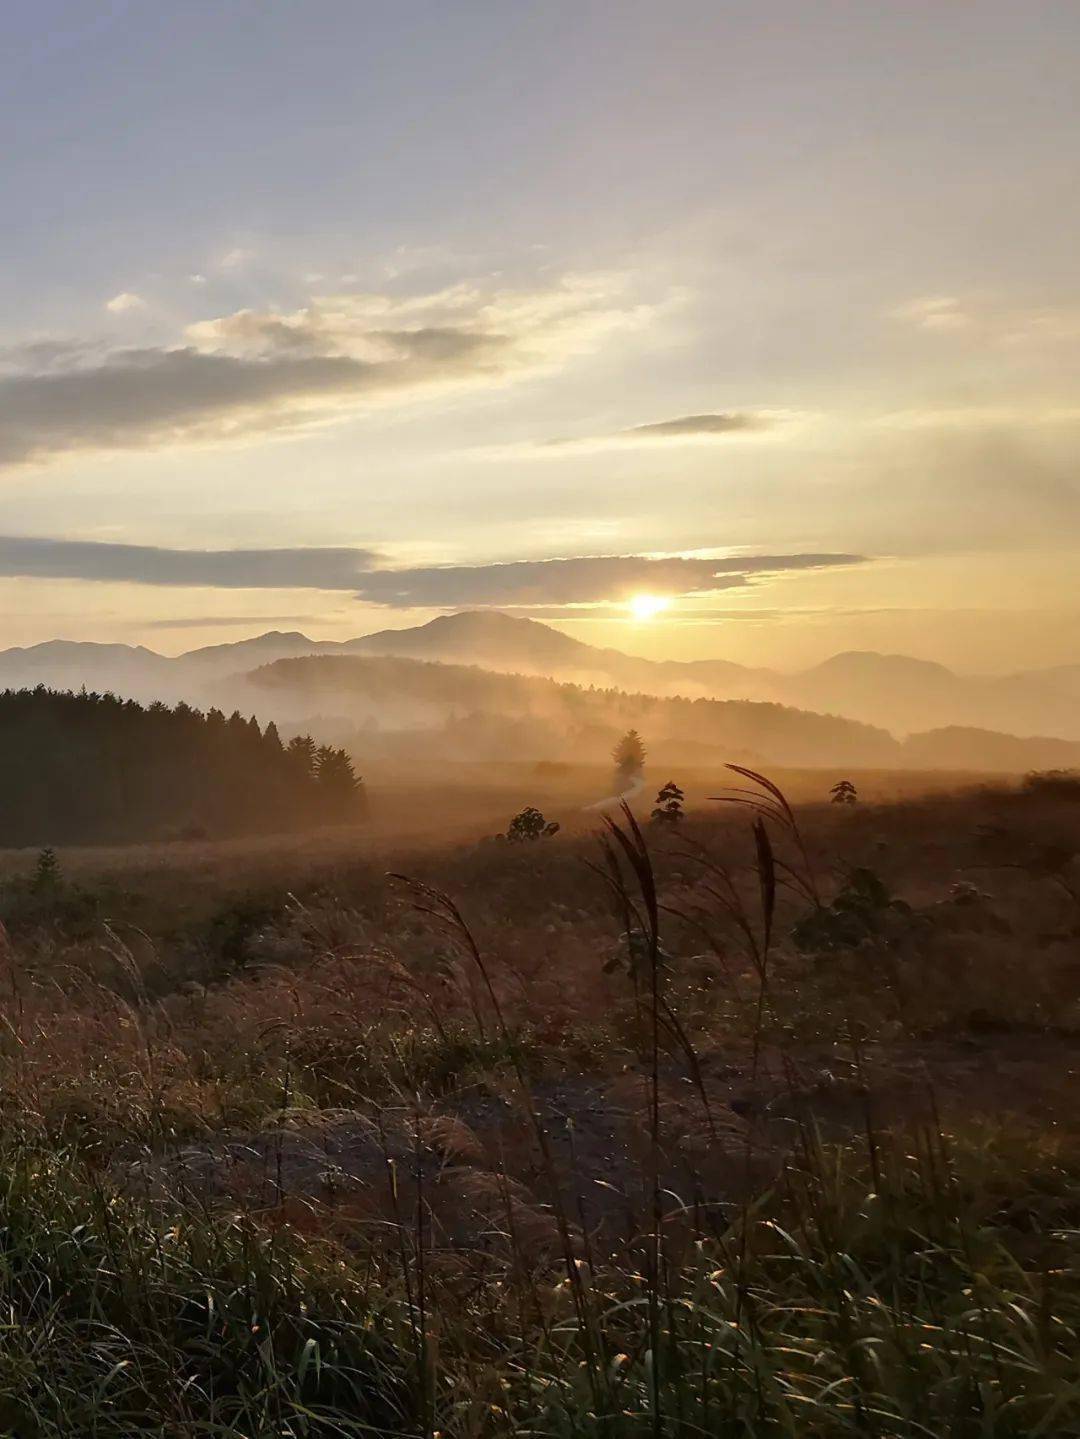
<box><xmin>350</xmin><ymin>553</ymin><xmax>864</xmax><ymax>607</ymax></box>
<box><xmin>0</xmin><ymin>536</ymin><xmax>378</xmax><ymax>589</ymax></box>
<box><xmin>0</xmin><ymin>536</ymin><xmax>866</xmax><ymax>604</ymax></box>
<box><xmin>0</xmin><ymin>345</ymin><xmax>485</xmax><ymax>467</ymax></box>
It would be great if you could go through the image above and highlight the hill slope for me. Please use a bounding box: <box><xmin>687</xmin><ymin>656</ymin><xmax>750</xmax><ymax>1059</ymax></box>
<box><xmin>243</xmin><ymin>654</ymin><xmax>904</xmax><ymax>769</ymax></box>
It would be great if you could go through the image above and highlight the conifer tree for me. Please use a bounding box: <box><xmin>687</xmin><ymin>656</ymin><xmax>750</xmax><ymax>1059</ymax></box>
<box><xmin>613</xmin><ymin>729</ymin><xmax>646</xmax><ymax>784</ymax></box>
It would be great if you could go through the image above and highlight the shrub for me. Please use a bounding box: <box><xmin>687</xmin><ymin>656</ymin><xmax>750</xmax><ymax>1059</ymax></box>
<box><xmin>502</xmin><ymin>806</ymin><xmax>560</xmax><ymax>843</ymax></box>
<box><xmin>651</xmin><ymin>780</ymin><xmax>685</xmax><ymax>824</ymax></box>
<box><xmin>792</xmin><ymin>866</ymin><xmax>920</xmax><ymax>952</ymax></box>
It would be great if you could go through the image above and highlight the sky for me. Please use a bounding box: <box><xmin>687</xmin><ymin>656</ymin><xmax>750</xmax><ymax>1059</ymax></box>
<box><xmin>2</xmin><ymin>0</ymin><xmax>1079</xmax><ymax>672</ymax></box>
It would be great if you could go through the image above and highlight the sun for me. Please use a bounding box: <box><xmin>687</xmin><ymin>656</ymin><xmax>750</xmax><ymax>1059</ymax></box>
<box><xmin>628</xmin><ymin>593</ymin><xmax>670</xmax><ymax>622</ymax></box>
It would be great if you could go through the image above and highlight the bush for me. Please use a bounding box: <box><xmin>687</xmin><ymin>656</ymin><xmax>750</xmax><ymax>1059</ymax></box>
<box><xmin>792</xmin><ymin>866</ymin><xmax>921</xmax><ymax>952</ymax></box>
<box><xmin>651</xmin><ymin>780</ymin><xmax>685</xmax><ymax>824</ymax></box>
<box><xmin>500</xmin><ymin>806</ymin><xmax>560</xmax><ymax>843</ymax></box>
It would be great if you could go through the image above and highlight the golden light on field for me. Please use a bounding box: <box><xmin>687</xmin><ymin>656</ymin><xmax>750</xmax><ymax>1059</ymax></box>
<box><xmin>628</xmin><ymin>593</ymin><xmax>670</xmax><ymax>621</ymax></box>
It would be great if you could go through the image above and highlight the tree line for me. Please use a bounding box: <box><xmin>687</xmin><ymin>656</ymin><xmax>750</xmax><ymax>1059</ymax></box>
<box><xmin>0</xmin><ymin>687</ymin><xmax>364</xmax><ymax>846</ymax></box>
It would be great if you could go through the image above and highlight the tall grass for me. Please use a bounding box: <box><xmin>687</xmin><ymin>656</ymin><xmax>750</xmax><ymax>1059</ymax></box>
<box><xmin>0</xmin><ymin>778</ymin><xmax>1077</xmax><ymax>1433</ymax></box>
<box><xmin>1</xmin><ymin>1108</ymin><xmax>1076</xmax><ymax>1433</ymax></box>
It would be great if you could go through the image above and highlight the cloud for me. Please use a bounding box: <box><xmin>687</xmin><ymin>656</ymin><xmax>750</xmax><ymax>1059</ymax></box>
<box><xmin>347</xmin><ymin>552</ymin><xmax>867</xmax><ymax>608</ymax></box>
<box><xmin>625</xmin><ymin>413</ymin><xmax>771</xmax><ymax>438</ymax></box>
<box><xmin>104</xmin><ymin>291</ymin><xmax>147</xmax><ymax>314</ymax></box>
<box><xmin>549</xmin><ymin>411</ymin><xmax>779</xmax><ymax>449</ymax></box>
<box><xmin>0</xmin><ymin>536</ymin><xmax>379</xmax><ymax>589</ymax></box>
<box><xmin>0</xmin><ymin>274</ymin><xmax>652</xmax><ymax>467</ymax></box>
<box><xmin>478</xmin><ymin>410</ymin><xmax>792</xmax><ymax>460</ymax></box>
<box><xmin>0</xmin><ymin>536</ymin><xmax>867</xmax><ymax>604</ymax></box>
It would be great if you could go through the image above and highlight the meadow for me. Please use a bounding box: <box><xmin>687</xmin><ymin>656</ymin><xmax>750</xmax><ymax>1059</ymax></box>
<box><xmin>0</xmin><ymin>766</ymin><xmax>1078</xmax><ymax>1436</ymax></box>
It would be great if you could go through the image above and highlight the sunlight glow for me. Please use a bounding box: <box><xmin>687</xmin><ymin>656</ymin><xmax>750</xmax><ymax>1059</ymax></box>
<box><xmin>628</xmin><ymin>593</ymin><xmax>670</xmax><ymax>621</ymax></box>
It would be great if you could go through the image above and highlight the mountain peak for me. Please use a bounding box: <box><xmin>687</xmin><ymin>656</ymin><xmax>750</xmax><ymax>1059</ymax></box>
<box><xmin>805</xmin><ymin>650</ymin><xmax>957</xmax><ymax>680</ymax></box>
<box><xmin>182</xmin><ymin>629</ymin><xmax>313</xmax><ymax>658</ymax></box>
<box><xmin>419</xmin><ymin>610</ymin><xmax>561</xmax><ymax>637</ymax></box>
<box><xmin>344</xmin><ymin>609</ymin><xmax>595</xmax><ymax>666</ymax></box>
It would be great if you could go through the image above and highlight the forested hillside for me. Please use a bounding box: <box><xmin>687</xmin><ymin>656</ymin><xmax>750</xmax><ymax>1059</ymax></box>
<box><xmin>241</xmin><ymin>654</ymin><xmax>1080</xmax><ymax>772</ymax></box>
<box><xmin>0</xmin><ymin>688</ymin><xmax>363</xmax><ymax>846</ymax></box>
<box><xmin>247</xmin><ymin>653</ymin><xmax>902</xmax><ymax>768</ymax></box>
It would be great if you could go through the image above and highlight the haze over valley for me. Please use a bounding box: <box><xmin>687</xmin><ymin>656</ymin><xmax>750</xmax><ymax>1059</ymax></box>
<box><xmin>5</xmin><ymin>610</ymin><xmax>1080</xmax><ymax>778</ymax></box>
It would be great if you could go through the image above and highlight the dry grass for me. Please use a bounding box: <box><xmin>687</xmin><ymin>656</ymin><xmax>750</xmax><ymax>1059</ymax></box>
<box><xmin>0</xmin><ymin>772</ymin><xmax>1077</xmax><ymax>1434</ymax></box>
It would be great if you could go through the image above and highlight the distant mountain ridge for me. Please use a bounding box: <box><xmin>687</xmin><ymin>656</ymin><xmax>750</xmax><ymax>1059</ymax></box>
<box><xmin>1</xmin><ymin>611</ymin><xmax>1078</xmax><ymax>759</ymax></box>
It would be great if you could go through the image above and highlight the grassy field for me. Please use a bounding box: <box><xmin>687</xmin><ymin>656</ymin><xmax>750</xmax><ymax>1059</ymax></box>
<box><xmin>0</xmin><ymin>767</ymin><xmax>1077</xmax><ymax>1435</ymax></box>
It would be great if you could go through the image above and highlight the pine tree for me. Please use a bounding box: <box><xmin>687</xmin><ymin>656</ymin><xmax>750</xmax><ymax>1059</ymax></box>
<box><xmin>315</xmin><ymin>746</ymin><xmax>363</xmax><ymax>820</ymax></box>
<box><xmin>613</xmin><ymin>729</ymin><xmax>646</xmax><ymax>783</ymax></box>
<box><xmin>286</xmin><ymin>733</ymin><xmax>318</xmax><ymax>779</ymax></box>
<box><xmin>31</xmin><ymin>847</ymin><xmax>61</xmax><ymax>892</ymax></box>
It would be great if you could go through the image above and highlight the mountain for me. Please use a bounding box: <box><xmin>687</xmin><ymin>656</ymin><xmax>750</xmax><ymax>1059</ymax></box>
<box><xmin>0</xmin><ymin>613</ymin><xmax>767</xmax><ymax>706</ymax></box>
<box><xmin>784</xmin><ymin>651</ymin><xmax>1080</xmax><ymax>739</ymax></box>
<box><xmin>1</xmin><ymin>611</ymin><xmax>1078</xmax><ymax>756</ymax></box>
<box><xmin>0</xmin><ymin>631</ymin><xmax>330</xmax><ymax>702</ymax></box>
<box><xmin>901</xmin><ymin>726</ymin><xmax>1080</xmax><ymax>773</ymax></box>
<box><xmin>180</xmin><ymin>631</ymin><xmax>326</xmax><ymax>678</ymax></box>
<box><xmin>336</xmin><ymin>611</ymin><xmax>738</xmax><ymax>692</ymax></box>
<box><xmin>340</xmin><ymin>611</ymin><xmax>604</xmax><ymax>669</ymax></box>
<box><xmin>0</xmin><ymin>640</ymin><xmax>177</xmax><ymax>697</ymax></box>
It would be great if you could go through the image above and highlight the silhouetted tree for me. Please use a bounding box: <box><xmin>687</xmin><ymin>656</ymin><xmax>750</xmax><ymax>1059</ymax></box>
<box><xmin>286</xmin><ymin>733</ymin><xmax>318</xmax><ymax>779</ymax></box>
<box><xmin>651</xmin><ymin>780</ymin><xmax>684</xmax><ymax>825</ymax></box>
<box><xmin>830</xmin><ymin>779</ymin><xmax>858</xmax><ymax>806</ymax></box>
<box><xmin>315</xmin><ymin>745</ymin><xmax>363</xmax><ymax>820</ymax></box>
<box><xmin>613</xmin><ymin>729</ymin><xmax>646</xmax><ymax>785</ymax></box>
